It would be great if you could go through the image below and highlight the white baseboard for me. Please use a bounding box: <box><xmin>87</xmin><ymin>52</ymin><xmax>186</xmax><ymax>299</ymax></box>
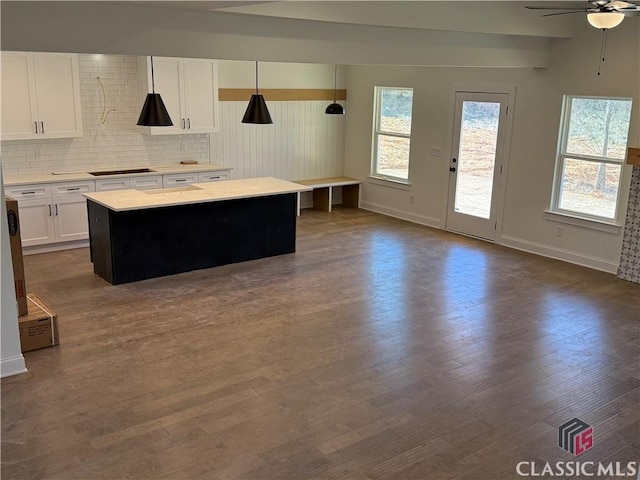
<box><xmin>0</xmin><ymin>354</ymin><xmax>27</xmax><ymax>378</ymax></box>
<box><xmin>24</xmin><ymin>240</ymin><xmax>88</xmax><ymax>256</ymax></box>
<box><xmin>360</xmin><ymin>201</ymin><xmax>443</xmax><ymax>229</ymax></box>
<box><xmin>500</xmin><ymin>235</ymin><xmax>619</xmax><ymax>274</ymax></box>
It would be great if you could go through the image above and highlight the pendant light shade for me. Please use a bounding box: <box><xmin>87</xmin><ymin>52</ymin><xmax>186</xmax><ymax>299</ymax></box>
<box><xmin>242</xmin><ymin>62</ymin><xmax>273</xmax><ymax>124</ymax></box>
<box><xmin>137</xmin><ymin>57</ymin><xmax>173</xmax><ymax>127</ymax></box>
<box><xmin>325</xmin><ymin>64</ymin><xmax>345</xmax><ymax>115</ymax></box>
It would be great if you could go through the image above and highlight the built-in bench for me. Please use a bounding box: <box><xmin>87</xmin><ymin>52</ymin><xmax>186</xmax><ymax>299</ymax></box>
<box><xmin>295</xmin><ymin>177</ymin><xmax>361</xmax><ymax>214</ymax></box>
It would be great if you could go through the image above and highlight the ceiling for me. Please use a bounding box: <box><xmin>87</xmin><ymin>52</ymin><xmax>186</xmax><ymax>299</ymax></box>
<box><xmin>125</xmin><ymin>1</ymin><xmax>582</xmax><ymax>38</ymax></box>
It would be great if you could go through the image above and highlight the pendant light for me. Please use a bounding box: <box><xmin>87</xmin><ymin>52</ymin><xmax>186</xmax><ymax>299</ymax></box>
<box><xmin>137</xmin><ymin>56</ymin><xmax>173</xmax><ymax>127</ymax></box>
<box><xmin>242</xmin><ymin>61</ymin><xmax>273</xmax><ymax>124</ymax></box>
<box><xmin>325</xmin><ymin>64</ymin><xmax>345</xmax><ymax>115</ymax></box>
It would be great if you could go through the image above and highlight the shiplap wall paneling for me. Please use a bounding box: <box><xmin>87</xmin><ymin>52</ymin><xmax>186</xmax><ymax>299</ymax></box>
<box><xmin>211</xmin><ymin>100</ymin><xmax>345</xmax><ymax>181</ymax></box>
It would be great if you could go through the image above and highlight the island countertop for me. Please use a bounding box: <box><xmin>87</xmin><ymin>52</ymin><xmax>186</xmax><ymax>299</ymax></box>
<box><xmin>83</xmin><ymin>177</ymin><xmax>312</xmax><ymax>212</ymax></box>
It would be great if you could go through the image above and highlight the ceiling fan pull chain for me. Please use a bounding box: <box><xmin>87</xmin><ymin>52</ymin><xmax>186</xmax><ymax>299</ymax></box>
<box><xmin>597</xmin><ymin>28</ymin><xmax>608</xmax><ymax>76</ymax></box>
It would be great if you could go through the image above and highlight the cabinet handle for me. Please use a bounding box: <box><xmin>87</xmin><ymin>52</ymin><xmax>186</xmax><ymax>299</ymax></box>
<box><xmin>187</xmin><ymin>118</ymin><xmax>191</xmax><ymax>129</ymax></box>
<box><xmin>55</xmin><ymin>204</ymin><xmax>58</xmax><ymax>216</ymax></box>
<box><xmin>174</xmin><ymin>179</ymin><xmax>186</xmax><ymax>183</ymax></box>
<box><xmin>66</xmin><ymin>187</ymin><xmax>81</xmax><ymax>191</ymax></box>
<box><xmin>48</xmin><ymin>204</ymin><xmax>52</xmax><ymax>216</ymax></box>
<box><xmin>34</xmin><ymin>122</ymin><xmax>39</xmax><ymax>134</ymax></box>
<box><xmin>182</xmin><ymin>118</ymin><xmax>186</xmax><ymax>129</ymax></box>
<box><xmin>21</xmin><ymin>191</ymin><xmax>36</xmax><ymax>195</ymax></box>
<box><xmin>41</xmin><ymin>121</ymin><xmax>45</xmax><ymax>134</ymax></box>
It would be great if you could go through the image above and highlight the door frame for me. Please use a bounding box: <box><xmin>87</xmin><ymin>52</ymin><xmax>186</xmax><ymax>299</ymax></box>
<box><xmin>442</xmin><ymin>84</ymin><xmax>516</xmax><ymax>243</ymax></box>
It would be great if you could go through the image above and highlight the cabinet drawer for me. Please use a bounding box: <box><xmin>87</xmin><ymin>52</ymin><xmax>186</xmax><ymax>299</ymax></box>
<box><xmin>162</xmin><ymin>173</ymin><xmax>198</xmax><ymax>188</ymax></box>
<box><xmin>95</xmin><ymin>178</ymin><xmax>132</xmax><ymax>192</ymax></box>
<box><xmin>198</xmin><ymin>172</ymin><xmax>229</xmax><ymax>182</ymax></box>
<box><xmin>52</xmin><ymin>181</ymin><xmax>95</xmax><ymax>198</ymax></box>
<box><xmin>5</xmin><ymin>184</ymin><xmax>51</xmax><ymax>200</ymax></box>
<box><xmin>132</xmin><ymin>175</ymin><xmax>163</xmax><ymax>190</ymax></box>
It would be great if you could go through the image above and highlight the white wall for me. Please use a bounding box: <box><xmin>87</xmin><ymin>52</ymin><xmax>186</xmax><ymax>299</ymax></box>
<box><xmin>0</xmin><ymin>170</ymin><xmax>27</xmax><ymax>378</ymax></box>
<box><xmin>344</xmin><ymin>20</ymin><xmax>639</xmax><ymax>272</ymax></box>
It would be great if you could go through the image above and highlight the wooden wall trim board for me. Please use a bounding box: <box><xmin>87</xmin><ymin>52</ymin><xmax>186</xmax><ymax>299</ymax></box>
<box><xmin>219</xmin><ymin>89</ymin><xmax>347</xmax><ymax>102</ymax></box>
<box><xmin>627</xmin><ymin>146</ymin><xmax>640</xmax><ymax>166</ymax></box>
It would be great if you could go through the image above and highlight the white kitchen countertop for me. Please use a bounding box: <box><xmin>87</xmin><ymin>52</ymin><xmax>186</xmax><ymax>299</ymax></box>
<box><xmin>84</xmin><ymin>177</ymin><xmax>312</xmax><ymax>212</ymax></box>
<box><xmin>3</xmin><ymin>163</ymin><xmax>232</xmax><ymax>186</ymax></box>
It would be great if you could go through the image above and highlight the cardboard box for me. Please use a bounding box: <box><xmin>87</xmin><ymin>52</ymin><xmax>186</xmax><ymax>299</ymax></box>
<box><xmin>5</xmin><ymin>196</ymin><xmax>28</xmax><ymax>316</ymax></box>
<box><xmin>19</xmin><ymin>294</ymin><xmax>59</xmax><ymax>353</ymax></box>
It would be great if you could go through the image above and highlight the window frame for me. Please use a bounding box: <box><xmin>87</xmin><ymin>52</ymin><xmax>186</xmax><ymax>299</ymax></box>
<box><xmin>550</xmin><ymin>94</ymin><xmax>632</xmax><ymax>224</ymax></box>
<box><xmin>371</xmin><ymin>86</ymin><xmax>414</xmax><ymax>184</ymax></box>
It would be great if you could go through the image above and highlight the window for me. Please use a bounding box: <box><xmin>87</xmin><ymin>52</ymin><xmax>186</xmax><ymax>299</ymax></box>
<box><xmin>372</xmin><ymin>87</ymin><xmax>414</xmax><ymax>182</ymax></box>
<box><xmin>551</xmin><ymin>95</ymin><xmax>632</xmax><ymax>222</ymax></box>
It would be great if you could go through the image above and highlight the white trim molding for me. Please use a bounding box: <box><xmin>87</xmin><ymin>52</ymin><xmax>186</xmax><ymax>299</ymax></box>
<box><xmin>360</xmin><ymin>201</ymin><xmax>443</xmax><ymax>229</ymax></box>
<box><xmin>543</xmin><ymin>210</ymin><xmax>622</xmax><ymax>235</ymax></box>
<box><xmin>1</xmin><ymin>355</ymin><xmax>27</xmax><ymax>378</ymax></box>
<box><xmin>501</xmin><ymin>235</ymin><xmax>619</xmax><ymax>274</ymax></box>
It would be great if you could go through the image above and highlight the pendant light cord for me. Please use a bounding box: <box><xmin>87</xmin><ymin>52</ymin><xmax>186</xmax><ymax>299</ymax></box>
<box><xmin>255</xmin><ymin>61</ymin><xmax>259</xmax><ymax>95</ymax></box>
<box><xmin>151</xmin><ymin>56</ymin><xmax>156</xmax><ymax>93</ymax></box>
<box><xmin>333</xmin><ymin>65</ymin><xmax>338</xmax><ymax>102</ymax></box>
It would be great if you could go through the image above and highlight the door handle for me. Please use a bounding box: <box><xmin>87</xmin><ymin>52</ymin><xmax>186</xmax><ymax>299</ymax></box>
<box><xmin>55</xmin><ymin>204</ymin><xmax>59</xmax><ymax>216</ymax></box>
<box><xmin>187</xmin><ymin>118</ymin><xmax>191</xmax><ymax>129</ymax></box>
<box><xmin>34</xmin><ymin>122</ymin><xmax>39</xmax><ymax>134</ymax></box>
<box><xmin>449</xmin><ymin>167</ymin><xmax>456</xmax><ymax>172</ymax></box>
<box><xmin>41</xmin><ymin>121</ymin><xmax>45</xmax><ymax>134</ymax></box>
<box><xmin>48</xmin><ymin>204</ymin><xmax>52</xmax><ymax>216</ymax></box>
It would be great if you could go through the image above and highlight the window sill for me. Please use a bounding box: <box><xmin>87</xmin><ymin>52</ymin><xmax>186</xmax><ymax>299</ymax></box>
<box><xmin>543</xmin><ymin>210</ymin><xmax>622</xmax><ymax>235</ymax></box>
<box><xmin>367</xmin><ymin>176</ymin><xmax>411</xmax><ymax>191</ymax></box>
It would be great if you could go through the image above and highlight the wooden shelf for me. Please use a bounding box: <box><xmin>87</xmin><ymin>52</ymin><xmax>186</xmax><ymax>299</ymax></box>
<box><xmin>627</xmin><ymin>146</ymin><xmax>640</xmax><ymax>166</ymax></box>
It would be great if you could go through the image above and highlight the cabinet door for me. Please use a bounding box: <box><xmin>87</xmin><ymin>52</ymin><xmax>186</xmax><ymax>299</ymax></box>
<box><xmin>139</xmin><ymin>57</ymin><xmax>184</xmax><ymax>135</ymax></box>
<box><xmin>17</xmin><ymin>199</ymin><xmax>55</xmax><ymax>247</ymax></box>
<box><xmin>95</xmin><ymin>178</ymin><xmax>132</xmax><ymax>192</ymax></box>
<box><xmin>33</xmin><ymin>53</ymin><xmax>83</xmax><ymax>139</ymax></box>
<box><xmin>183</xmin><ymin>59</ymin><xmax>219</xmax><ymax>133</ymax></box>
<box><xmin>0</xmin><ymin>52</ymin><xmax>38</xmax><ymax>140</ymax></box>
<box><xmin>131</xmin><ymin>175</ymin><xmax>163</xmax><ymax>190</ymax></box>
<box><xmin>198</xmin><ymin>172</ymin><xmax>229</xmax><ymax>182</ymax></box>
<box><xmin>53</xmin><ymin>197</ymin><xmax>89</xmax><ymax>242</ymax></box>
<box><xmin>162</xmin><ymin>173</ymin><xmax>198</xmax><ymax>187</ymax></box>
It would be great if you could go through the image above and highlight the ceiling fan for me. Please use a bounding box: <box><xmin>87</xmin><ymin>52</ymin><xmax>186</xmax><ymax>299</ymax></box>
<box><xmin>526</xmin><ymin>1</ymin><xmax>640</xmax><ymax>29</ymax></box>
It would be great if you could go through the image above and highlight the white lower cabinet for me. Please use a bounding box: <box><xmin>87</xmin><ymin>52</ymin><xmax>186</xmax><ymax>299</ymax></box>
<box><xmin>132</xmin><ymin>175</ymin><xmax>162</xmax><ymax>190</ymax></box>
<box><xmin>8</xmin><ymin>181</ymin><xmax>94</xmax><ymax>247</ymax></box>
<box><xmin>162</xmin><ymin>173</ymin><xmax>199</xmax><ymax>187</ymax></box>
<box><xmin>15</xmin><ymin>198</ymin><xmax>56</xmax><ymax>246</ymax></box>
<box><xmin>198</xmin><ymin>172</ymin><xmax>229</xmax><ymax>182</ymax></box>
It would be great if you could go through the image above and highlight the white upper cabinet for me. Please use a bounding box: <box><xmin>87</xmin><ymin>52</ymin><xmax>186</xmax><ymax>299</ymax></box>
<box><xmin>137</xmin><ymin>57</ymin><xmax>219</xmax><ymax>135</ymax></box>
<box><xmin>1</xmin><ymin>52</ymin><xmax>83</xmax><ymax>141</ymax></box>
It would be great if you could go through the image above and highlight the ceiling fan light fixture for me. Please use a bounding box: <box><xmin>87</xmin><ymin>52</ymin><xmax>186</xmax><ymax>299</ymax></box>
<box><xmin>587</xmin><ymin>12</ymin><xmax>625</xmax><ymax>29</ymax></box>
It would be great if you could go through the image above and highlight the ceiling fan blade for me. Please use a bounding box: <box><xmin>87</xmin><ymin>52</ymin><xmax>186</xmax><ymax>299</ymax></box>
<box><xmin>541</xmin><ymin>10</ymin><xmax>588</xmax><ymax>15</ymax></box>
<box><xmin>609</xmin><ymin>0</ymin><xmax>633</xmax><ymax>7</ymax></box>
<box><xmin>525</xmin><ymin>5</ymin><xmax>587</xmax><ymax>9</ymax></box>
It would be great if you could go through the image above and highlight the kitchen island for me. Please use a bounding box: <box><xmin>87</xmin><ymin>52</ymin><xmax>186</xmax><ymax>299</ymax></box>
<box><xmin>84</xmin><ymin>177</ymin><xmax>312</xmax><ymax>285</ymax></box>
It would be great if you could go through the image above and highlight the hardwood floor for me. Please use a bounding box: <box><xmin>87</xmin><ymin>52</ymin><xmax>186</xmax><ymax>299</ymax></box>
<box><xmin>2</xmin><ymin>208</ymin><xmax>639</xmax><ymax>479</ymax></box>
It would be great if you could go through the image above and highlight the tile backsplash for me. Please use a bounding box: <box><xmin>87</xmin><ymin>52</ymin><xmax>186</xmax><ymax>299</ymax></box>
<box><xmin>0</xmin><ymin>54</ymin><xmax>209</xmax><ymax>175</ymax></box>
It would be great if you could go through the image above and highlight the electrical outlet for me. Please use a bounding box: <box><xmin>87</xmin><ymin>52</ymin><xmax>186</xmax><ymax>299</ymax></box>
<box><xmin>409</xmin><ymin>194</ymin><xmax>415</xmax><ymax>204</ymax></box>
<box><xmin>556</xmin><ymin>225</ymin><xmax>563</xmax><ymax>237</ymax></box>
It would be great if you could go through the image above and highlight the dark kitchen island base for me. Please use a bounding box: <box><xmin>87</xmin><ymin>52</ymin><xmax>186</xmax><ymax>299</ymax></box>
<box><xmin>87</xmin><ymin>193</ymin><xmax>297</xmax><ymax>285</ymax></box>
